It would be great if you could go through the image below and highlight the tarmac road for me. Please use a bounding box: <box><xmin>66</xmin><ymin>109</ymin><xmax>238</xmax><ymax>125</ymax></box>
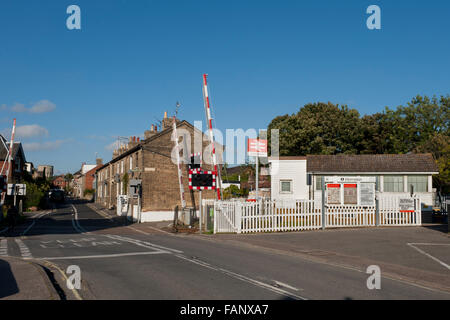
<box><xmin>1</xmin><ymin>199</ymin><xmax>449</xmax><ymax>300</ymax></box>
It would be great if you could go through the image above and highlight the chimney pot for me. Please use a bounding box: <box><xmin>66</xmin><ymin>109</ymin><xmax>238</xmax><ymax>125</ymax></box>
<box><xmin>164</xmin><ymin>111</ymin><xmax>167</xmax><ymax>119</ymax></box>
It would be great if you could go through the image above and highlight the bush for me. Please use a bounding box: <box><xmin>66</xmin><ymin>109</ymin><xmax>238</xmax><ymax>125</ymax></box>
<box><xmin>24</xmin><ymin>181</ymin><xmax>45</xmax><ymax>209</ymax></box>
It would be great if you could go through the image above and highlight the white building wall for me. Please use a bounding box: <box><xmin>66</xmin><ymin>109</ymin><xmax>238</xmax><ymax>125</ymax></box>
<box><xmin>269</xmin><ymin>159</ymin><xmax>308</xmax><ymax>200</ymax></box>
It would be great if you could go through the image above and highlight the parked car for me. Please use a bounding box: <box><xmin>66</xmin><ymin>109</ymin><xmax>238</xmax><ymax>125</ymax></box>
<box><xmin>49</xmin><ymin>189</ymin><xmax>65</xmax><ymax>203</ymax></box>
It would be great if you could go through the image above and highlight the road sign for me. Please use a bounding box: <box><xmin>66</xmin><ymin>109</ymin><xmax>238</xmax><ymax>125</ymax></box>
<box><xmin>247</xmin><ymin>139</ymin><xmax>267</xmax><ymax>157</ymax></box>
<box><xmin>7</xmin><ymin>183</ymin><xmax>26</xmax><ymax>196</ymax></box>
<box><xmin>188</xmin><ymin>169</ymin><xmax>216</xmax><ymax>190</ymax></box>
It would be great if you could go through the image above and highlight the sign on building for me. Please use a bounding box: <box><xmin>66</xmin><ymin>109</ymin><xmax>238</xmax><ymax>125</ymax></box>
<box><xmin>327</xmin><ymin>184</ymin><xmax>341</xmax><ymax>204</ymax></box>
<box><xmin>247</xmin><ymin>139</ymin><xmax>267</xmax><ymax>157</ymax></box>
<box><xmin>324</xmin><ymin>176</ymin><xmax>376</xmax><ymax>206</ymax></box>
<box><xmin>360</xmin><ymin>182</ymin><xmax>375</xmax><ymax>206</ymax></box>
<box><xmin>343</xmin><ymin>184</ymin><xmax>358</xmax><ymax>205</ymax></box>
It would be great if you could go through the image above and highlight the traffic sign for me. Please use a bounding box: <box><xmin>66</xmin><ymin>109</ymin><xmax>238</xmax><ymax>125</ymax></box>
<box><xmin>7</xmin><ymin>183</ymin><xmax>26</xmax><ymax>196</ymax></box>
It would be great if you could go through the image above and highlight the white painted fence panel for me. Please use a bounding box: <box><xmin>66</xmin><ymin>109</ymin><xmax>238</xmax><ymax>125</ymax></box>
<box><xmin>212</xmin><ymin>195</ymin><xmax>421</xmax><ymax>234</ymax></box>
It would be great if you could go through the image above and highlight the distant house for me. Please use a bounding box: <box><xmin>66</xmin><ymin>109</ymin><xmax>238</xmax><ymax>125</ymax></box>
<box><xmin>52</xmin><ymin>175</ymin><xmax>67</xmax><ymax>190</ymax></box>
<box><xmin>0</xmin><ymin>134</ymin><xmax>27</xmax><ymax>183</ymax></box>
<box><xmin>71</xmin><ymin>160</ymin><xmax>103</xmax><ymax>198</ymax></box>
<box><xmin>269</xmin><ymin>154</ymin><xmax>439</xmax><ymax>206</ymax></box>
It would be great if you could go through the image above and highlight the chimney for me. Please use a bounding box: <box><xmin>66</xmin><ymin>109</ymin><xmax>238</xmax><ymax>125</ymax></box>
<box><xmin>96</xmin><ymin>158</ymin><xmax>103</xmax><ymax>166</ymax></box>
<box><xmin>144</xmin><ymin>123</ymin><xmax>157</xmax><ymax>140</ymax></box>
<box><xmin>162</xmin><ymin>111</ymin><xmax>174</xmax><ymax>130</ymax></box>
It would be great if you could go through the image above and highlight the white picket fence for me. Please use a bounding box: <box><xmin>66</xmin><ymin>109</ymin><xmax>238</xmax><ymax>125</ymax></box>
<box><xmin>212</xmin><ymin>196</ymin><xmax>421</xmax><ymax>234</ymax></box>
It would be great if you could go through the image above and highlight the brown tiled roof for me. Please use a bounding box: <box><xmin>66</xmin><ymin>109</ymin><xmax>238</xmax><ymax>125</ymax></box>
<box><xmin>306</xmin><ymin>153</ymin><xmax>438</xmax><ymax>173</ymax></box>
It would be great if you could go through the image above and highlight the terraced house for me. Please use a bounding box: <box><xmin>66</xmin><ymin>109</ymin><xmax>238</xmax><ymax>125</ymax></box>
<box><xmin>95</xmin><ymin>113</ymin><xmax>220</xmax><ymax>222</ymax></box>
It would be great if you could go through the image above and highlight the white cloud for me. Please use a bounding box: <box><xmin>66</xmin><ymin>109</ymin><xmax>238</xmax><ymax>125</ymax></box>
<box><xmin>29</xmin><ymin>100</ymin><xmax>56</xmax><ymax>113</ymax></box>
<box><xmin>23</xmin><ymin>140</ymin><xmax>64</xmax><ymax>152</ymax></box>
<box><xmin>2</xmin><ymin>100</ymin><xmax>56</xmax><ymax>114</ymax></box>
<box><xmin>10</xmin><ymin>103</ymin><xmax>27</xmax><ymax>113</ymax></box>
<box><xmin>15</xmin><ymin>124</ymin><xmax>49</xmax><ymax>139</ymax></box>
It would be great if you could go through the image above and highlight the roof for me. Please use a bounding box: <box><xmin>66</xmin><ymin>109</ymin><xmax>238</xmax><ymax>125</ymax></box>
<box><xmin>0</xmin><ymin>135</ymin><xmax>26</xmax><ymax>162</ymax></box>
<box><xmin>269</xmin><ymin>156</ymin><xmax>307</xmax><ymax>161</ymax></box>
<box><xmin>306</xmin><ymin>153</ymin><xmax>439</xmax><ymax>173</ymax></box>
<box><xmin>95</xmin><ymin>119</ymin><xmax>221</xmax><ymax>173</ymax></box>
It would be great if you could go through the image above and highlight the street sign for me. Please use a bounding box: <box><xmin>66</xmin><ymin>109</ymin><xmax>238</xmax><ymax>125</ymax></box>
<box><xmin>399</xmin><ymin>198</ymin><xmax>415</xmax><ymax>212</ymax></box>
<box><xmin>7</xmin><ymin>183</ymin><xmax>26</xmax><ymax>196</ymax></box>
<box><xmin>247</xmin><ymin>139</ymin><xmax>267</xmax><ymax>157</ymax></box>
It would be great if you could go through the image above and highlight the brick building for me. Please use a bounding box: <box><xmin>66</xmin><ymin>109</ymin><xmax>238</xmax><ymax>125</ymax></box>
<box><xmin>0</xmin><ymin>135</ymin><xmax>27</xmax><ymax>183</ymax></box>
<box><xmin>95</xmin><ymin>114</ymin><xmax>220</xmax><ymax>222</ymax></box>
<box><xmin>52</xmin><ymin>175</ymin><xmax>67</xmax><ymax>190</ymax></box>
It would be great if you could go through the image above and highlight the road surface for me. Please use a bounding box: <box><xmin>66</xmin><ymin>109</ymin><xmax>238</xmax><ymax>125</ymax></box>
<box><xmin>1</xmin><ymin>200</ymin><xmax>449</xmax><ymax>300</ymax></box>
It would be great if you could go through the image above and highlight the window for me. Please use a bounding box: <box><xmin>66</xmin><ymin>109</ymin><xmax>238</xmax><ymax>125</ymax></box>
<box><xmin>408</xmin><ymin>175</ymin><xmax>427</xmax><ymax>193</ymax></box>
<box><xmin>121</xmin><ymin>161</ymin><xmax>124</xmax><ymax>174</ymax></box>
<box><xmin>384</xmin><ymin>175</ymin><xmax>404</xmax><ymax>192</ymax></box>
<box><xmin>280</xmin><ymin>180</ymin><xmax>292</xmax><ymax>193</ymax></box>
<box><xmin>130</xmin><ymin>156</ymin><xmax>133</xmax><ymax>170</ymax></box>
<box><xmin>315</xmin><ymin>176</ymin><xmax>323</xmax><ymax>191</ymax></box>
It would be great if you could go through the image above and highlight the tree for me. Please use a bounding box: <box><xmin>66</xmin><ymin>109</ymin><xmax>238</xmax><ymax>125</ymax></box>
<box><xmin>268</xmin><ymin>102</ymin><xmax>365</xmax><ymax>156</ymax></box>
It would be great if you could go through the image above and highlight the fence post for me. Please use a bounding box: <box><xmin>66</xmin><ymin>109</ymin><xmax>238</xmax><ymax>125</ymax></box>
<box><xmin>237</xmin><ymin>202</ymin><xmax>242</xmax><ymax>234</ymax></box>
<box><xmin>375</xmin><ymin>196</ymin><xmax>380</xmax><ymax>226</ymax></box>
<box><xmin>213</xmin><ymin>202</ymin><xmax>217</xmax><ymax>234</ymax></box>
<box><xmin>321</xmin><ymin>177</ymin><xmax>326</xmax><ymax>230</ymax></box>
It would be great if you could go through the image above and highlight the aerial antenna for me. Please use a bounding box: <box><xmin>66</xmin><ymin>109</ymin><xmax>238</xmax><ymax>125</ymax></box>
<box><xmin>175</xmin><ymin>101</ymin><xmax>181</xmax><ymax>118</ymax></box>
<box><xmin>153</xmin><ymin>117</ymin><xmax>162</xmax><ymax>131</ymax></box>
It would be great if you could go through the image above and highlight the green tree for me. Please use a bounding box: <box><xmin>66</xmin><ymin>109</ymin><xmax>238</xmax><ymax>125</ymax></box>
<box><xmin>268</xmin><ymin>102</ymin><xmax>365</xmax><ymax>156</ymax></box>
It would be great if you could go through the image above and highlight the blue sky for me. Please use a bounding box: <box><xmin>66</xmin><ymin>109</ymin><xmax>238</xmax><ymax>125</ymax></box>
<box><xmin>0</xmin><ymin>0</ymin><xmax>449</xmax><ymax>174</ymax></box>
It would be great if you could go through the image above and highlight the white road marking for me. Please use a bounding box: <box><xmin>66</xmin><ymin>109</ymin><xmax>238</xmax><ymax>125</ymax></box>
<box><xmin>0</xmin><ymin>239</ymin><xmax>8</xmax><ymax>256</ymax></box>
<box><xmin>71</xmin><ymin>204</ymin><xmax>90</xmax><ymax>234</ymax></box>
<box><xmin>144</xmin><ymin>225</ymin><xmax>174</xmax><ymax>235</ymax></box>
<box><xmin>37</xmin><ymin>251</ymin><xmax>168</xmax><ymax>260</ymax></box>
<box><xmin>174</xmin><ymin>254</ymin><xmax>307</xmax><ymax>300</ymax></box>
<box><xmin>21</xmin><ymin>211</ymin><xmax>50</xmax><ymax>236</ymax></box>
<box><xmin>273</xmin><ymin>280</ymin><xmax>301</xmax><ymax>291</ymax></box>
<box><xmin>107</xmin><ymin>234</ymin><xmax>183</xmax><ymax>253</ymax></box>
<box><xmin>407</xmin><ymin>243</ymin><xmax>450</xmax><ymax>270</ymax></box>
<box><xmin>15</xmin><ymin>238</ymin><xmax>33</xmax><ymax>258</ymax></box>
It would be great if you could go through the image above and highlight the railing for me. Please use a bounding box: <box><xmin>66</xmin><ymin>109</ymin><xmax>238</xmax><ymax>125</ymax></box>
<box><xmin>326</xmin><ymin>205</ymin><xmax>376</xmax><ymax>228</ymax></box>
<box><xmin>212</xmin><ymin>195</ymin><xmax>421</xmax><ymax>234</ymax></box>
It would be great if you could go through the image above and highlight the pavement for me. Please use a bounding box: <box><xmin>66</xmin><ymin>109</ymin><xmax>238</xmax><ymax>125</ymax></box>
<box><xmin>0</xmin><ymin>199</ymin><xmax>449</xmax><ymax>300</ymax></box>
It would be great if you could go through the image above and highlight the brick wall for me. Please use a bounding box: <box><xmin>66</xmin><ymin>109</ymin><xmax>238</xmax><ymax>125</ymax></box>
<box><xmin>95</xmin><ymin>120</ymin><xmax>219</xmax><ymax>212</ymax></box>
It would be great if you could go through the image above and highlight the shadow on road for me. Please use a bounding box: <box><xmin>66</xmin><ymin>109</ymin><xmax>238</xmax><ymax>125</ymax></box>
<box><xmin>421</xmin><ymin>223</ymin><xmax>449</xmax><ymax>234</ymax></box>
<box><xmin>0</xmin><ymin>259</ymin><xmax>19</xmax><ymax>298</ymax></box>
<box><xmin>1</xmin><ymin>199</ymin><xmax>131</xmax><ymax>238</ymax></box>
